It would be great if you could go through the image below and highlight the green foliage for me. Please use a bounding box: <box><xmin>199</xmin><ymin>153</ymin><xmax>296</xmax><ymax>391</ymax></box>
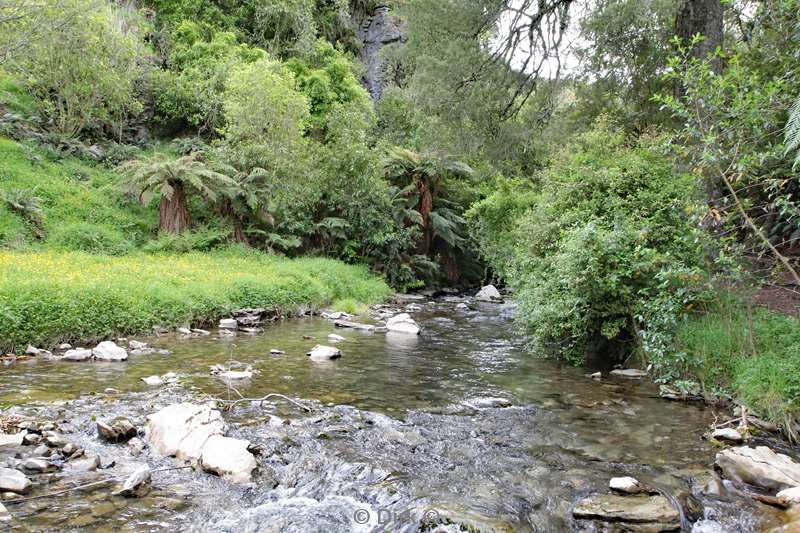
<box><xmin>471</xmin><ymin>122</ymin><xmax>709</xmax><ymax>364</ymax></box>
<box><xmin>154</xmin><ymin>22</ymin><xmax>266</xmax><ymax>132</ymax></box>
<box><xmin>141</xmin><ymin>227</ymin><xmax>231</xmax><ymax>253</ymax></box>
<box><xmin>0</xmin><ymin>138</ymin><xmax>153</xmax><ymax>249</ymax></box>
<box><xmin>675</xmin><ymin>294</ymin><xmax>800</xmax><ymax>427</ymax></box>
<box><xmin>0</xmin><ymin>249</ymin><xmax>391</xmax><ymax>351</ymax></box>
<box><xmin>2</xmin><ymin>0</ymin><xmax>145</xmax><ymax>137</ymax></box>
<box><xmin>49</xmin><ymin>222</ymin><xmax>132</xmax><ymax>255</ymax></box>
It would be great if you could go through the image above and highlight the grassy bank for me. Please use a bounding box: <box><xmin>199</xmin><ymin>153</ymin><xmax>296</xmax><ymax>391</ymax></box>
<box><xmin>675</xmin><ymin>295</ymin><xmax>800</xmax><ymax>430</ymax></box>
<box><xmin>0</xmin><ymin>249</ymin><xmax>391</xmax><ymax>352</ymax></box>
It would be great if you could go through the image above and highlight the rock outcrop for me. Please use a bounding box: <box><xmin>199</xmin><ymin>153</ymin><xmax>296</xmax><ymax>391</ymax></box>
<box><xmin>354</xmin><ymin>4</ymin><xmax>405</xmax><ymax>99</ymax></box>
<box><xmin>572</xmin><ymin>494</ymin><xmax>680</xmax><ymax>531</ymax></box>
<box><xmin>716</xmin><ymin>446</ymin><xmax>800</xmax><ymax>491</ymax></box>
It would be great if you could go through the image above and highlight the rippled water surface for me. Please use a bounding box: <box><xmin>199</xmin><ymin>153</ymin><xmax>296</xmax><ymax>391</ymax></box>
<box><xmin>0</xmin><ymin>300</ymin><xmax>785</xmax><ymax>531</ymax></box>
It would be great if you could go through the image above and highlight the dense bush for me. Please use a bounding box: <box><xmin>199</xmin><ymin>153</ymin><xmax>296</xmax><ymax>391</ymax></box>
<box><xmin>50</xmin><ymin>223</ymin><xmax>132</xmax><ymax>255</ymax></box>
<box><xmin>470</xmin><ymin>122</ymin><xmax>710</xmax><ymax>364</ymax></box>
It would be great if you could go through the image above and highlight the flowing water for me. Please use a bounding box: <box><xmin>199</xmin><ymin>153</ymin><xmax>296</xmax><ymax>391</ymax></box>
<box><xmin>0</xmin><ymin>299</ymin><xmax>786</xmax><ymax>531</ymax></box>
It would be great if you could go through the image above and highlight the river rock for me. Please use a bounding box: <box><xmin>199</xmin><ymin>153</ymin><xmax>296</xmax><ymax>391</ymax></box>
<box><xmin>97</xmin><ymin>419</ymin><xmax>137</xmax><ymax>443</ymax></box>
<box><xmin>61</xmin><ymin>348</ymin><xmax>92</xmax><ymax>361</ymax></box>
<box><xmin>25</xmin><ymin>345</ymin><xmax>40</xmax><ymax>356</ymax></box>
<box><xmin>21</xmin><ymin>458</ymin><xmax>54</xmax><ymax>473</ymax></box>
<box><xmin>0</xmin><ymin>502</ymin><xmax>9</xmax><ymax>522</ymax></box>
<box><xmin>219</xmin><ymin>370</ymin><xmax>253</xmax><ymax>380</ymax></box>
<box><xmin>141</xmin><ymin>375</ymin><xmax>162</xmax><ymax>386</ymax></box>
<box><xmin>572</xmin><ymin>494</ymin><xmax>680</xmax><ymax>530</ymax></box>
<box><xmin>327</xmin><ymin>333</ymin><xmax>346</xmax><ymax>342</ymax></box>
<box><xmin>129</xmin><ymin>340</ymin><xmax>148</xmax><ymax>350</ymax></box>
<box><xmin>145</xmin><ymin>403</ymin><xmax>226</xmax><ymax>460</ymax></box>
<box><xmin>610</xmin><ymin>476</ymin><xmax>644</xmax><ymax>494</ymax></box>
<box><xmin>200</xmin><ymin>435</ymin><xmax>257</xmax><ymax>483</ymax></box>
<box><xmin>711</xmin><ymin>428</ymin><xmax>743</xmax><ymax>443</ymax></box>
<box><xmin>128</xmin><ymin>437</ymin><xmax>145</xmax><ymax>457</ymax></box>
<box><xmin>464</xmin><ymin>397</ymin><xmax>512</xmax><ymax>409</ymax></box>
<box><xmin>22</xmin><ymin>432</ymin><xmax>40</xmax><ymax>445</ymax></box>
<box><xmin>56</xmin><ymin>343</ymin><xmax>72</xmax><ymax>350</ymax></box>
<box><xmin>333</xmin><ymin>320</ymin><xmax>376</xmax><ymax>331</ymax></box>
<box><xmin>192</xmin><ymin>328</ymin><xmax>211</xmax><ymax>336</ymax></box>
<box><xmin>715</xmin><ymin>446</ymin><xmax>800</xmax><ymax>491</ymax></box>
<box><xmin>270</xmin><ymin>349</ymin><xmax>286</xmax><ymax>355</ymax></box>
<box><xmin>44</xmin><ymin>433</ymin><xmax>67</xmax><ymax>448</ymax></box>
<box><xmin>68</xmin><ymin>455</ymin><xmax>99</xmax><ymax>472</ymax></box>
<box><xmin>0</xmin><ymin>432</ymin><xmax>25</xmax><ymax>450</ymax></box>
<box><xmin>386</xmin><ymin>313</ymin><xmax>421</xmax><ymax>335</ymax></box>
<box><xmin>455</xmin><ymin>303</ymin><xmax>470</xmax><ymax>311</ymax></box>
<box><xmin>777</xmin><ymin>487</ymin><xmax>800</xmax><ymax>506</ymax></box>
<box><xmin>322</xmin><ymin>311</ymin><xmax>351</xmax><ymax>320</ymax></box>
<box><xmin>114</xmin><ymin>464</ymin><xmax>151</xmax><ymax>497</ymax></box>
<box><xmin>92</xmin><ymin>341</ymin><xmax>128</xmax><ymax>361</ymax></box>
<box><xmin>307</xmin><ymin>345</ymin><xmax>341</xmax><ymax>361</ymax></box>
<box><xmin>475</xmin><ymin>284</ymin><xmax>502</xmax><ymax>302</ymax></box>
<box><xmin>177</xmin><ymin>327</ymin><xmax>193</xmax><ymax>335</ymax></box>
<box><xmin>610</xmin><ymin>368</ymin><xmax>648</xmax><ymax>378</ymax></box>
<box><xmin>0</xmin><ymin>468</ymin><xmax>31</xmax><ymax>494</ymax></box>
<box><xmin>219</xmin><ymin>319</ymin><xmax>238</xmax><ymax>330</ymax></box>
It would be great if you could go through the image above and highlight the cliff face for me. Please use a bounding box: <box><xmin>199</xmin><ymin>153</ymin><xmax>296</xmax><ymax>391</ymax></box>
<box><xmin>354</xmin><ymin>5</ymin><xmax>405</xmax><ymax>100</ymax></box>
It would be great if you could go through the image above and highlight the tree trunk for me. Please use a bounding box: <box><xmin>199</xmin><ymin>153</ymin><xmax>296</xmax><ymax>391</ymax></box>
<box><xmin>159</xmin><ymin>180</ymin><xmax>189</xmax><ymax>234</ymax></box>
<box><xmin>416</xmin><ymin>175</ymin><xmax>433</xmax><ymax>256</ymax></box>
<box><xmin>676</xmin><ymin>0</ymin><xmax>724</xmax><ymax>74</ymax></box>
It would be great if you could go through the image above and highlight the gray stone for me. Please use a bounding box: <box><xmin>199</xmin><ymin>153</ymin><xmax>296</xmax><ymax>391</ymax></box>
<box><xmin>0</xmin><ymin>502</ymin><xmax>9</xmax><ymax>522</ymax></box>
<box><xmin>128</xmin><ymin>437</ymin><xmax>145</xmax><ymax>457</ymax></box>
<box><xmin>0</xmin><ymin>432</ymin><xmax>25</xmax><ymax>450</ymax></box>
<box><xmin>322</xmin><ymin>311</ymin><xmax>350</xmax><ymax>320</ymax></box>
<box><xmin>711</xmin><ymin>428</ymin><xmax>743</xmax><ymax>442</ymax></box>
<box><xmin>475</xmin><ymin>284</ymin><xmax>503</xmax><ymax>302</ymax></box>
<box><xmin>44</xmin><ymin>434</ymin><xmax>67</xmax><ymax>448</ymax></box>
<box><xmin>177</xmin><ymin>327</ymin><xmax>193</xmax><ymax>335</ymax></box>
<box><xmin>97</xmin><ymin>419</ymin><xmax>137</xmax><ymax>443</ymax></box>
<box><xmin>218</xmin><ymin>370</ymin><xmax>253</xmax><ymax>380</ymax></box>
<box><xmin>32</xmin><ymin>445</ymin><xmax>49</xmax><ymax>457</ymax></box>
<box><xmin>609</xmin><ymin>476</ymin><xmax>644</xmax><ymax>494</ymax></box>
<box><xmin>777</xmin><ymin>487</ymin><xmax>800</xmax><ymax>506</ymax></box>
<box><xmin>270</xmin><ymin>349</ymin><xmax>286</xmax><ymax>355</ymax></box>
<box><xmin>455</xmin><ymin>303</ymin><xmax>470</xmax><ymax>311</ymax></box>
<box><xmin>56</xmin><ymin>343</ymin><xmax>72</xmax><ymax>350</ymax></box>
<box><xmin>25</xmin><ymin>345</ymin><xmax>40</xmax><ymax>356</ymax></box>
<box><xmin>22</xmin><ymin>432</ymin><xmax>40</xmax><ymax>445</ymax></box>
<box><xmin>191</xmin><ymin>328</ymin><xmax>211</xmax><ymax>335</ymax></box>
<box><xmin>572</xmin><ymin>494</ymin><xmax>680</xmax><ymax>529</ymax></box>
<box><xmin>141</xmin><ymin>375</ymin><xmax>162</xmax><ymax>386</ymax></box>
<box><xmin>145</xmin><ymin>403</ymin><xmax>226</xmax><ymax>461</ymax></box>
<box><xmin>218</xmin><ymin>319</ymin><xmax>238</xmax><ymax>330</ymax></box>
<box><xmin>0</xmin><ymin>468</ymin><xmax>31</xmax><ymax>494</ymax></box>
<box><xmin>114</xmin><ymin>464</ymin><xmax>151</xmax><ymax>497</ymax></box>
<box><xmin>385</xmin><ymin>313</ymin><xmax>421</xmax><ymax>335</ymax></box>
<box><xmin>715</xmin><ymin>446</ymin><xmax>800</xmax><ymax>491</ymax></box>
<box><xmin>128</xmin><ymin>340</ymin><xmax>148</xmax><ymax>350</ymax></box>
<box><xmin>92</xmin><ymin>341</ymin><xmax>127</xmax><ymax>361</ymax></box>
<box><xmin>333</xmin><ymin>320</ymin><xmax>376</xmax><ymax>331</ymax></box>
<box><xmin>327</xmin><ymin>333</ymin><xmax>346</xmax><ymax>342</ymax></box>
<box><xmin>610</xmin><ymin>368</ymin><xmax>648</xmax><ymax>378</ymax></box>
<box><xmin>307</xmin><ymin>345</ymin><xmax>342</xmax><ymax>361</ymax></box>
<box><xmin>590</xmin><ymin>372</ymin><xmax>602</xmax><ymax>379</ymax></box>
<box><xmin>200</xmin><ymin>435</ymin><xmax>256</xmax><ymax>483</ymax></box>
<box><xmin>61</xmin><ymin>348</ymin><xmax>92</xmax><ymax>361</ymax></box>
<box><xmin>21</xmin><ymin>458</ymin><xmax>54</xmax><ymax>473</ymax></box>
<box><xmin>68</xmin><ymin>455</ymin><xmax>99</xmax><ymax>472</ymax></box>
<box><xmin>464</xmin><ymin>397</ymin><xmax>512</xmax><ymax>409</ymax></box>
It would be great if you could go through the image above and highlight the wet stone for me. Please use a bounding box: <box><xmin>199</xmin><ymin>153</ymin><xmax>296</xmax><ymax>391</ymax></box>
<box><xmin>97</xmin><ymin>419</ymin><xmax>137</xmax><ymax>443</ymax></box>
<box><xmin>573</xmin><ymin>494</ymin><xmax>680</xmax><ymax>530</ymax></box>
<box><xmin>0</xmin><ymin>468</ymin><xmax>31</xmax><ymax>494</ymax></box>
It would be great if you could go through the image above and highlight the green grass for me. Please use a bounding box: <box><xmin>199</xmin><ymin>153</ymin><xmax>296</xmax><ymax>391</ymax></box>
<box><xmin>0</xmin><ymin>248</ymin><xmax>391</xmax><ymax>352</ymax></box>
<box><xmin>676</xmin><ymin>296</ymin><xmax>800</xmax><ymax>427</ymax></box>
<box><xmin>0</xmin><ymin>74</ymin><xmax>36</xmax><ymax>116</ymax></box>
<box><xmin>0</xmin><ymin>137</ymin><xmax>155</xmax><ymax>249</ymax></box>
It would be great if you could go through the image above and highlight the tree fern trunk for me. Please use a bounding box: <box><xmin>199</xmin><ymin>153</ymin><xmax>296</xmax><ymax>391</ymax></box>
<box><xmin>159</xmin><ymin>180</ymin><xmax>189</xmax><ymax>234</ymax></box>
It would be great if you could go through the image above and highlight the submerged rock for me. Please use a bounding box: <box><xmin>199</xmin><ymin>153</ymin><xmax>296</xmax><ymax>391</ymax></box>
<box><xmin>464</xmin><ymin>397</ymin><xmax>512</xmax><ymax>409</ymax></box>
<box><xmin>0</xmin><ymin>468</ymin><xmax>31</xmax><ymax>494</ymax></box>
<box><xmin>716</xmin><ymin>446</ymin><xmax>800</xmax><ymax>491</ymax></box>
<box><xmin>333</xmin><ymin>320</ymin><xmax>375</xmax><ymax>331</ymax></box>
<box><xmin>219</xmin><ymin>370</ymin><xmax>253</xmax><ymax>380</ymax></box>
<box><xmin>128</xmin><ymin>340</ymin><xmax>148</xmax><ymax>350</ymax></box>
<box><xmin>572</xmin><ymin>494</ymin><xmax>680</xmax><ymax>530</ymax></box>
<box><xmin>200</xmin><ymin>435</ymin><xmax>257</xmax><ymax>483</ymax></box>
<box><xmin>610</xmin><ymin>368</ymin><xmax>648</xmax><ymax>379</ymax></box>
<box><xmin>385</xmin><ymin>313</ymin><xmax>421</xmax><ymax>335</ymax></box>
<box><xmin>307</xmin><ymin>345</ymin><xmax>342</xmax><ymax>361</ymax></box>
<box><xmin>610</xmin><ymin>476</ymin><xmax>644</xmax><ymax>494</ymax></box>
<box><xmin>327</xmin><ymin>333</ymin><xmax>346</xmax><ymax>342</ymax></box>
<box><xmin>141</xmin><ymin>375</ymin><xmax>163</xmax><ymax>386</ymax></box>
<box><xmin>475</xmin><ymin>284</ymin><xmax>503</xmax><ymax>302</ymax></box>
<box><xmin>92</xmin><ymin>341</ymin><xmax>128</xmax><ymax>361</ymax></box>
<box><xmin>113</xmin><ymin>464</ymin><xmax>151</xmax><ymax>497</ymax></box>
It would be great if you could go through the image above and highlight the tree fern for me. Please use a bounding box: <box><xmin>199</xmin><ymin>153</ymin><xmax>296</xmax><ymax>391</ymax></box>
<box><xmin>787</xmin><ymin>96</ymin><xmax>800</xmax><ymax>169</ymax></box>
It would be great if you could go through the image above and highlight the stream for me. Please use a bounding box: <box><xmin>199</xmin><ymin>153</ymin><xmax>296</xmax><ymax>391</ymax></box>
<box><xmin>0</xmin><ymin>297</ymin><xmax>787</xmax><ymax>531</ymax></box>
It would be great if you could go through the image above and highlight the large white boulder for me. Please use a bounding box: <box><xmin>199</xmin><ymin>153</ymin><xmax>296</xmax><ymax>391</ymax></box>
<box><xmin>145</xmin><ymin>403</ymin><xmax>226</xmax><ymax>460</ymax></box>
<box><xmin>92</xmin><ymin>341</ymin><xmax>128</xmax><ymax>361</ymax></box>
<box><xmin>716</xmin><ymin>446</ymin><xmax>800</xmax><ymax>491</ymax></box>
<box><xmin>307</xmin><ymin>345</ymin><xmax>341</xmax><ymax>361</ymax></box>
<box><xmin>475</xmin><ymin>284</ymin><xmax>502</xmax><ymax>302</ymax></box>
<box><xmin>200</xmin><ymin>435</ymin><xmax>257</xmax><ymax>483</ymax></box>
<box><xmin>0</xmin><ymin>432</ymin><xmax>26</xmax><ymax>450</ymax></box>
<box><xmin>385</xmin><ymin>313</ymin><xmax>421</xmax><ymax>335</ymax></box>
<box><xmin>778</xmin><ymin>487</ymin><xmax>800</xmax><ymax>506</ymax></box>
<box><xmin>0</xmin><ymin>467</ymin><xmax>31</xmax><ymax>494</ymax></box>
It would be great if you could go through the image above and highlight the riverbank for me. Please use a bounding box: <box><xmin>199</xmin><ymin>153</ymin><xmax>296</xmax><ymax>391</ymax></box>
<box><xmin>0</xmin><ymin>249</ymin><xmax>391</xmax><ymax>352</ymax></box>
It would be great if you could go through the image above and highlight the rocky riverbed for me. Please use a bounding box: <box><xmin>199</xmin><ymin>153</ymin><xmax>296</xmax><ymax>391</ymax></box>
<box><xmin>0</xmin><ymin>293</ymin><xmax>797</xmax><ymax>531</ymax></box>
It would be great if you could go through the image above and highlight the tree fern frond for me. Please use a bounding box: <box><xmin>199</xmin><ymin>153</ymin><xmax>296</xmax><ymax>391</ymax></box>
<box><xmin>786</xmin><ymin>96</ymin><xmax>800</xmax><ymax>169</ymax></box>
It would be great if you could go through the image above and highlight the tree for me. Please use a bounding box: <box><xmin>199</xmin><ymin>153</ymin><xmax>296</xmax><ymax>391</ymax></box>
<box><xmin>384</xmin><ymin>147</ymin><xmax>473</xmax><ymax>281</ymax></box>
<box><xmin>675</xmin><ymin>0</ymin><xmax>724</xmax><ymax>73</ymax></box>
<box><xmin>2</xmin><ymin>0</ymin><xmax>145</xmax><ymax>137</ymax></box>
<box><xmin>787</xmin><ymin>96</ymin><xmax>800</xmax><ymax>169</ymax></box>
<box><xmin>121</xmin><ymin>154</ymin><xmax>237</xmax><ymax>234</ymax></box>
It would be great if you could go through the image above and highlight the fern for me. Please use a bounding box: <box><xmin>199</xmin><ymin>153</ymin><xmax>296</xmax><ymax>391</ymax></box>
<box><xmin>787</xmin><ymin>96</ymin><xmax>800</xmax><ymax>169</ymax></box>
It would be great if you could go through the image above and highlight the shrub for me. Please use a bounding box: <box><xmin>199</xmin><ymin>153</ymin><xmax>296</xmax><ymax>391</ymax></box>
<box><xmin>141</xmin><ymin>227</ymin><xmax>231</xmax><ymax>253</ymax></box>
<box><xmin>49</xmin><ymin>223</ymin><xmax>132</xmax><ymax>255</ymax></box>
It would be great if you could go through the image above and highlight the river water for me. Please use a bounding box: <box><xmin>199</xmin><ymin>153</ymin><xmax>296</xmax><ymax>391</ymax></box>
<box><xmin>0</xmin><ymin>299</ymin><xmax>785</xmax><ymax>531</ymax></box>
